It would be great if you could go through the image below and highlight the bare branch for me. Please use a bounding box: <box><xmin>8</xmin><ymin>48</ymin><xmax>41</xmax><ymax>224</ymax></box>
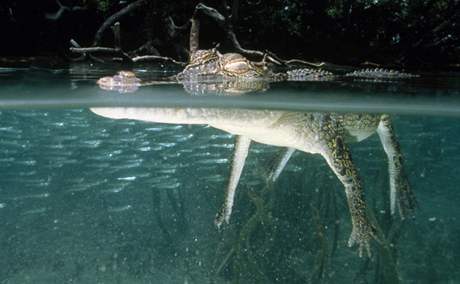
<box><xmin>227</xmin><ymin>30</ymin><xmax>264</xmax><ymax>57</ymax></box>
<box><xmin>166</xmin><ymin>16</ymin><xmax>190</xmax><ymax>38</ymax></box>
<box><xmin>195</xmin><ymin>3</ymin><xmax>226</xmax><ymax>23</ymax></box>
<box><xmin>70</xmin><ymin>47</ymin><xmax>121</xmax><ymax>53</ymax></box>
<box><xmin>93</xmin><ymin>0</ymin><xmax>147</xmax><ymax>46</ymax></box>
<box><xmin>132</xmin><ymin>55</ymin><xmax>186</xmax><ymax>65</ymax></box>
<box><xmin>284</xmin><ymin>59</ymin><xmax>326</xmax><ymax>68</ymax></box>
<box><xmin>189</xmin><ymin>17</ymin><xmax>200</xmax><ymax>54</ymax></box>
<box><xmin>112</xmin><ymin>22</ymin><xmax>121</xmax><ymax>49</ymax></box>
<box><xmin>193</xmin><ymin>3</ymin><xmax>328</xmax><ymax>68</ymax></box>
<box><xmin>194</xmin><ymin>3</ymin><xmax>264</xmax><ymax>58</ymax></box>
<box><xmin>46</xmin><ymin>0</ymin><xmax>87</xmax><ymax>21</ymax></box>
<box><xmin>130</xmin><ymin>40</ymin><xmax>161</xmax><ymax>56</ymax></box>
<box><xmin>70</xmin><ymin>45</ymin><xmax>131</xmax><ymax>63</ymax></box>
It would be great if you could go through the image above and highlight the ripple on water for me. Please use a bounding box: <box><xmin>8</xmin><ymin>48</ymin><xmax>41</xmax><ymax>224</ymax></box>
<box><xmin>110</xmin><ymin>159</ymin><xmax>144</xmax><ymax>169</ymax></box>
<box><xmin>138</xmin><ymin>146</ymin><xmax>152</xmax><ymax>152</ymax></box>
<box><xmin>196</xmin><ymin>158</ymin><xmax>228</xmax><ymax>165</ymax></box>
<box><xmin>144</xmin><ymin>127</ymin><xmax>164</xmax><ymax>132</ymax></box>
<box><xmin>66</xmin><ymin>184</ymin><xmax>92</xmax><ymax>194</ymax></box>
<box><xmin>22</xmin><ymin>207</ymin><xmax>48</xmax><ymax>216</ymax></box>
<box><xmin>117</xmin><ymin>176</ymin><xmax>137</xmax><ymax>181</ymax></box>
<box><xmin>157</xmin><ymin>168</ymin><xmax>177</xmax><ymax>174</ymax></box>
<box><xmin>154</xmin><ymin>182</ymin><xmax>181</xmax><ymax>190</ymax></box>
<box><xmin>189</xmin><ymin>151</ymin><xmax>222</xmax><ymax>159</ymax></box>
<box><xmin>207</xmin><ymin>143</ymin><xmax>234</xmax><ymax>149</ymax></box>
<box><xmin>209</xmin><ymin>133</ymin><xmax>233</xmax><ymax>140</ymax></box>
<box><xmin>157</xmin><ymin>142</ymin><xmax>177</xmax><ymax>148</ymax></box>
<box><xmin>86</xmin><ymin>161</ymin><xmax>111</xmax><ymax>170</ymax></box>
<box><xmin>10</xmin><ymin>192</ymin><xmax>50</xmax><ymax>201</ymax></box>
<box><xmin>66</xmin><ymin>179</ymin><xmax>107</xmax><ymax>194</ymax></box>
<box><xmin>0</xmin><ymin>126</ymin><xmax>23</xmax><ymax>135</ymax></box>
<box><xmin>161</xmin><ymin>152</ymin><xmax>182</xmax><ymax>159</ymax></box>
<box><xmin>148</xmin><ymin>175</ymin><xmax>174</xmax><ymax>183</ymax></box>
<box><xmin>80</xmin><ymin>139</ymin><xmax>102</xmax><ymax>148</ymax></box>
<box><xmin>0</xmin><ymin>139</ymin><xmax>30</xmax><ymax>148</ymax></box>
<box><xmin>107</xmin><ymin>205</ymin><xmax>132</xmax><ymax>213</ymax></box>
<box><xmin>204</xmin><ymin>174</ymin><xmax>225</xmax><ymax>183</ymax></box>
<box><xmin>172</xmin><ymin>133</ymin><xmax>194</xmax><ymax>142</ymax></box>
<box><xmin>17</xmin><ymin>170</ymin><xmax>38</xmax><ymax>177</ymax></box>
<box><xmin>101</xmin><ymin>183</ymin><xmax>129</xmax><ymax>194</ymax></box>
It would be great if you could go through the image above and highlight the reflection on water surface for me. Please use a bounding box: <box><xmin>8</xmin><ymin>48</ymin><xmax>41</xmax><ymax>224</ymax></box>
<box><xmin>0</xmin><ymin>66</ymin><xmax>459</xmax><ymax>283</ymax></box>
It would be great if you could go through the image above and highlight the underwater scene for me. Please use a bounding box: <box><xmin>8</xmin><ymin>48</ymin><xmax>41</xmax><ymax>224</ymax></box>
<box><xmin>0</xmin><ymin>66</ymin><xmax>460</xmax><ymax>284</ymax></box>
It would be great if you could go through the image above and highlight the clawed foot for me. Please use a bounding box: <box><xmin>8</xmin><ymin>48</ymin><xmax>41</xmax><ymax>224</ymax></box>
<box><xmin>348</xmin><ymin>220</ymin><xmax>377</xmax><ymax>258</ymax></box>
<box><xmin>214</xmin><ymin>206</ymin><xmax>231</xmax><ymax>229</ymax></box>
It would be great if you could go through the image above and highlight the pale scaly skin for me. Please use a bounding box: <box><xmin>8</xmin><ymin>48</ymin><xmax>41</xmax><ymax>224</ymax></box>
<box><xmin>214</xmin><ymin>135</ymin><xmax>251</xmax><ymax>228</ymax></box>
<box><xmin>316</xmin><ymin>114</ymin><xmax>376</xmax><ymax>257</ymax></box>
<box><xmin>268</xmin><ymin>113</ymin><xmax>415</xmax><ymax>218</ymax></box>
<box><xmin>89</xmin><ymin>107</ymin><xmax>416</xmax><ymax>256</ymax></box>
<box><xmin>376</xmin><ymin>114</ymin><xmax>417</xmax><ymax>218</ymax></box>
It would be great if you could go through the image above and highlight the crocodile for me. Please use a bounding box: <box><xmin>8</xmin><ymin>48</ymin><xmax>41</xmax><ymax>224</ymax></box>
<box><xmin>97</xmin><ymin>48</ymin><xmax>418</xmax><ymax>94</ymax></box>
<box><xmin>92</xmin><ymin>50</ymin><xmax>416</xmax><ymax>256</ymax></box>
<box><xmin>90</xmin><ymin>108</ymin><xmax>415</xmax><ymax>257</ymax></box>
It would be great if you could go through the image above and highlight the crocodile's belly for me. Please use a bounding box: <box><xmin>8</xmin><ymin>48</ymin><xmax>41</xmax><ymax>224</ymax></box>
<box><xmin>212</xmin><ymin>123</ymin><xmax>319</xmax><ymax>153</ymax></box>
<box><xmin>339</xmin><ymin>113</ymin><xmax>380</xmax><ymax>142</ymax></box>
<box><xmin>210</xmin><ymin>112</ymin><xmax>322</xmax><ymax>154</ymax></box>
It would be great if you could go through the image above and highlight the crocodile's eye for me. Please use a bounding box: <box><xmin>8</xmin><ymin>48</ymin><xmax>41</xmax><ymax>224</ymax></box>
<box><xmin>225</xmin><ymin>61</ymin><xmax>250</xmax><ymax>73</ymax></box>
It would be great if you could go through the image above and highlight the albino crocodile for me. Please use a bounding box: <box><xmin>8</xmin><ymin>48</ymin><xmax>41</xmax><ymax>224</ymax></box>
<box><xmin>93</xmin><ymin>50</ymin><xmax>416</xmax><ymax>256</ymax></box>
<box><xmin>97</xmin><ymin>48</ymin><xmax>419</xmax><ymax>94</ymax></box>
<box><xmin>90</xmin><ymin>106</ymin><xmax>415</xmax><ymax>257</ymax></box>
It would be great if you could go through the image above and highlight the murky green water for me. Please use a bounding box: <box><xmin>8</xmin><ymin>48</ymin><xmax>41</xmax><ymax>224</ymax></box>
<box><xmin>0</xmin><ymin>65</ymin><xmax>459</xmax><ymax>283</ymax></box>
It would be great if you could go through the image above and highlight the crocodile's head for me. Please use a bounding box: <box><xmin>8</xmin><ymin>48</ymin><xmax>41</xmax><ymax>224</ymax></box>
<box><xmin>189</xmin><ymin>48</ymin><xmax>220</xmax><ymax>66</ymax></box>
<box><xmin>179</xmin><ymin>49</ymin><xmax>221</xmax><ymax>79</ymax></box>
<box><xmin>97</xmin><ymin>70</ymin><xmax>141</xmax><ymax>93</ymax></box>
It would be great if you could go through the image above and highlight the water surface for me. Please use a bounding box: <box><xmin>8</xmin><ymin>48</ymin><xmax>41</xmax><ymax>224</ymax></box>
<box><xmin>0</xmin><ymin>65</ymin><xmax>459</xmax><ymax>283</ymax></box>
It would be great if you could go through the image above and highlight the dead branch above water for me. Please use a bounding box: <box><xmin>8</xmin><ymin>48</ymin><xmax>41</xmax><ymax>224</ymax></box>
<box><xmin>193</xmin><ymin>3</ymin><xmax>329</xmax><ymax>68</ymax></box>
<box><xmin>68</xmin><ymin>2</ymin><xmax>329</xmax><ymax>68</ymax></box>
<box><xmin>93</xmin><ymin>0</ymin><xmax>147</xmax><ymax>46</ymax></box>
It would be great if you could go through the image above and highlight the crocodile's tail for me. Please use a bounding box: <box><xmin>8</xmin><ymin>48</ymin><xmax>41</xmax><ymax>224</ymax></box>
<box><xmin>344</xmin><ymin>68</ymin><xmax>419</xmax><ymax>79</ymax></box>
<box><xmin>285</xmin><ymin>68</ymin><xmax>335</xmax><ymax>81</ymax></box>
<box><xmin>284</xmin><ymin>67</ymin><xmax>419</xmax><ymax>82</ymax></box>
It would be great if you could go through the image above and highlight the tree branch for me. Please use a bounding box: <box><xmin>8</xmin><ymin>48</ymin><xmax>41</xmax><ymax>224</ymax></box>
<box><xmin>45</xmin><ymin>0</ymin><xmax>87</xmax><ymax>21</ymax></box>
<box><xmin>132</xmin><ymin>55</ymin><xmax>186</xmax><ymax>65</ymax></box>
<box><xmin>189</xmin><ymin>16</ymin><xmax>200</xmax><ymax>54</ymax></box>
<box><xmin>194</xmin><ymin>3</ymin><xmax>264</xmax><ymax>58</ymax></box>
<box><xmin>70</xmin><ymin>46</ymin><xmax>121</xmax><ymax>53</ymax></box>
<box><xmin>93</xmin><ymin>0</ymin><xmax>147</xmax><ymax>46</ymax></box>
<box><xmin>166</xmin><ymin>16</ymin><xmax>190</xmax><ymax>39</ymax></box>
<box><xmin>193</xmin><ymin>3</ymin><xmax>329</xmax><ymax>68</ymax></box>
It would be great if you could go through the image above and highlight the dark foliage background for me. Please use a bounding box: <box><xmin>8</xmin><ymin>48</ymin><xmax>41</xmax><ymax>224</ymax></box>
<box><xmin>1</xmin><ymin>0</ymin><xmax>459</xmax><ymax>69</ymax></box>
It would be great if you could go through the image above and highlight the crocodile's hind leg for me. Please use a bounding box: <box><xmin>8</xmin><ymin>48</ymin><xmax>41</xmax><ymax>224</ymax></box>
<box><xmin>215</xmin><ymin>135</ymin><xmax>252</xmax><ymax>228</ymax></box>
<box><xmin>377</xmin><ymin>114</ymin><xmax>416</xmax><ymax>219</ymax></box>
<box><xmin>319</xmin><ymin>122</ymin><xmax>376</xmax><ymax>256</ymax></box>
<box><xmin>267</xmin><ymin>147</ymin><xmax>296</xmax><ymax>182</ymax></box>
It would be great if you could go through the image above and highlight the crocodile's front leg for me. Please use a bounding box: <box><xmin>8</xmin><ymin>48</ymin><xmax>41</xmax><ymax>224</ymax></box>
<box><xmin>215</xmin><ymin>135</ymin><xmax>252</xmax><ymax>228</ymax></box>
<box><xmin>320</xmin><ymin>126</ymin><xmax>376</xmax><ymax>257</ymax></box>
<box><xmin>377</xmin><ymin>114</ymin><xmax>416</xmax><ymax>218</ymax></box>
<box><xmin>267</xmin><ymin>147</ymin><xmax>296</xmax><ymax>182</ymax></box>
